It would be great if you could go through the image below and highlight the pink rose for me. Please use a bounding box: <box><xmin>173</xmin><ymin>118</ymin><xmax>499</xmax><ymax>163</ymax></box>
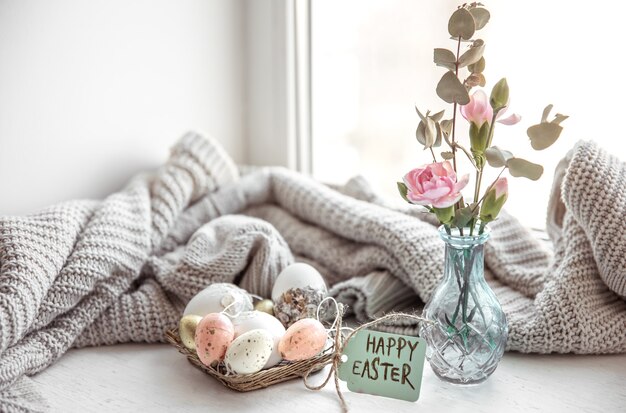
<box><xmin>460</xmin><ymin>90</ymin><xmax>521</xmax><ymax>126</ymax></box>
<box><xmin>403</xmin><ymin>161</ymin><xmax>469</xmax><ymax>208</ymax></box>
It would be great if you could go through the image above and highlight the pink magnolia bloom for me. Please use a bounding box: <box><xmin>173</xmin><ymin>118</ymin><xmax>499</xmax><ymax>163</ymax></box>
<box><xmin>403</xmin><ymin>161</ymin><xmax>470</xmax><ymax>208</ymax></box>
<box><xmin>460</xmin><ymin>90</ymin><xmax>521</xmax><ymax>126</ymax></box>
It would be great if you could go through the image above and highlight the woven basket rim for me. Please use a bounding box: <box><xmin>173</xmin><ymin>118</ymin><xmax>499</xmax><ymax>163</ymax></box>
<box><xmin>165</xmin><ymin>328</ymin><xmax>333</xmax><ymax>391</ymax></box>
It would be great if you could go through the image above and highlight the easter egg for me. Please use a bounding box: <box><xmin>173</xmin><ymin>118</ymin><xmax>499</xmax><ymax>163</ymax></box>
<box><xmin>254</xmin><ymin>299</ymin><xmax>275</xmax><ymax>315</ymax></box>
<box><xmin>179</xmin><ymin>314</ymin><xmax>202</xmax><ymax>350</ymax></box>
<box><xmin>272</xmin><ymin>263</ymin><xmax>329</xmax><ymax>327</ymax></box>
<box><xmin>194</xmin><ymin>313</ymin><xmax>235</xmax><ymax>367</ymax></box>
<box><xmin>278</xmin><ymin>318</ymin><xmax>327</xmax><ymax>361</ymax></box>
<box><xmin>224</xmin><ymin>329</ymin><xmax>274</xmax><ymax>375</ymax></box>
<box><xmin>184</xmin><ymin>283</ymin><xmax>253</xmax><ymax>317</ymax></box>
<box><xmin>233</xmin><ymin>311</ymin><xmax>286</xmax><ymax>368</ymax></box>
<box><xmin>271</xmin><ymin>263</ymin><xmax>327</xmax><ymax>302</ymax></box>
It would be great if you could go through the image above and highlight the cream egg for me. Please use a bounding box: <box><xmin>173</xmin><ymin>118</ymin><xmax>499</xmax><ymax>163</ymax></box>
<box><xmin>184</xmin><ymin>283</ymin><xmax>253</xmax><ymax>317</ymax></box>
<box><xmin>194</xmin><ymin>313</ymin><xmax>235</xmax><ymax>367</ymax></box>
<box><xmin>224</xmin><ymin>329</ymin><xmax>274</xmax><ymax>375</ymax></box>
<box><xmin>278</xmin><ymin>318</ymin><xmax>327</xmax><ymax>361</ymax></box>
<box><xmin>233</xmin><ymin>311</ymin><xmax>286</xmax><ymax>368</ymax></box>
<box><xmin>271</xmin><ymin>263</ymin><xmax>327</xmax><ymax>302</ymax></box>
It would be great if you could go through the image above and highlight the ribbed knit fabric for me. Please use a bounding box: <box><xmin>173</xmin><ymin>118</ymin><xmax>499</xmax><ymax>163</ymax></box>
<box><xmin>0</xmin><ymin>133</ymin><xmax>625</xmax><ymax>411</ymax></box>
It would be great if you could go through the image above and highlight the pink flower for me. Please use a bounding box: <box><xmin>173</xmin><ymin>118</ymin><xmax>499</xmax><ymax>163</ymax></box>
<box><xmin>493</xmin><ymin>176</ymin><xmax>508</xmax><ymax>199</ymax></box>
<box><xmin>461</xmin><ymin>90</ymin><xmax>493</xmax><ymax>126</ymax></box>
<box><xmin>403</xmin><ymin>161</ymin><xmax>469</xmax><ymax>208</ymax></box>
<box><xmin>479</xmin><ymin>177</ymin><xmax>508</xmax><ymax>222</ymax></box>
<box><xmin>460</xmin><ymin>90</ymin><xmax>521</xmax><ymax>126</ymax></box>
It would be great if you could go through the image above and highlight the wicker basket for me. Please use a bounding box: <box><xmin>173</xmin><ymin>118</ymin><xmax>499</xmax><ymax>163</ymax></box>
<box><xmin>165</xmin><ymin>329</ymin><xmax>334</xmax><ymax>392</ymax></box>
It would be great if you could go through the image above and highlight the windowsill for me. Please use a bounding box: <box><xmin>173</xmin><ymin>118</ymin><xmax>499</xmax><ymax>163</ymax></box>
<box><xmin>32</xmin><ymin>342</ymin><xmax>624</xmax><ymax>412</ymax></box>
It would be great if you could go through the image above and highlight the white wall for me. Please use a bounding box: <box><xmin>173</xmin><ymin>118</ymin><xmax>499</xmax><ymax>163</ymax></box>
<box><xmin>0</xmin><ymin>0</ymin><xmax>246</xmax><ymax>215</ymax></box>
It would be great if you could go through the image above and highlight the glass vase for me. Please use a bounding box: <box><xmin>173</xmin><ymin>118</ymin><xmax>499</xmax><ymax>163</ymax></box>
<box><xmin>419</xmin><ymin>225</ymin><xmax>508</xmax><ymax>385</ymax></box>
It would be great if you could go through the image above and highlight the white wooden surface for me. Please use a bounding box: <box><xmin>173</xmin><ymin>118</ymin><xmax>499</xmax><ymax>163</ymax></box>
<box><xmin>32</xmin><ymin>343</ymin><xmax>626</xmax><ymax>413</ymax></box>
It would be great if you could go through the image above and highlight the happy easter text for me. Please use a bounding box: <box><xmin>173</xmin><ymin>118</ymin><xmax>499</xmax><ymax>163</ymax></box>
<box><xmin>350</xmin><ymin>333</ymin><xmax>419</xmax><ymax>390</ymax></box>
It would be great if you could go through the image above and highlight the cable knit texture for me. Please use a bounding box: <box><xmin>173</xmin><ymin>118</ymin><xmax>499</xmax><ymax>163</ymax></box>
<box><xmin>1</xmin><ymin>133</ymin><xmax>625</xmax><ymax>412</ymax></box>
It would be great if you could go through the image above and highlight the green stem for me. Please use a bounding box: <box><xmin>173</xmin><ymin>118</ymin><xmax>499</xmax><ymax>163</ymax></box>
<box><xmin>473</xmin><ymin>111</ymin><xmax>500</xmax><ymax>206</ymax></box>
<box><xmin>479</xmin><ymin>221</ymin><xmax>487</xmax><ymax>235</ymax></box>
<box><xmin>450</xmin><ymin>36</ymin><xmax>462</xmax><ymax>175</ymax></box>
<box><xmin>461</xmin><ymin>249</ymin><xmax>471</xmax><ymax>323</ymax></box>
<box><xmin>471</xmin><ymin>166</ymin><xmax>507</xmax><ymax>214</ymax></box>
<box><xmin>429</xmin><ymin>146</ymin><xmax>437</xmax><ymax>163</ymax></box>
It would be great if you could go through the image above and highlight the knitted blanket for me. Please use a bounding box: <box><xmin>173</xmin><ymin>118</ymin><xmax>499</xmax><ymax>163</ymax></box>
<box><xmin>1</xmin><ymin>133</ymin><xmax>625</xmax><ymax>411</ymax></box>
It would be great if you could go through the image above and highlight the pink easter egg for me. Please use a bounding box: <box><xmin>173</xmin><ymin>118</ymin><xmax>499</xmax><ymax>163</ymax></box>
<box><xmin>278</xmin><ymin>318</ymin><xmax>327</xmax><ymax>361</ymax></box>
<box><xmin>194</xmin><ymin>313</ymin><xmax>235</xmax><ymax>367</ymax></box>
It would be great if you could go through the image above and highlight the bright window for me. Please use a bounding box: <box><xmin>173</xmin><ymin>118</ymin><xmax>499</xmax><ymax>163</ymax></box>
<box><xmin>311</xmin><ymin>0</ymin><xmax>626</xmax><ymax>229</ymax></box>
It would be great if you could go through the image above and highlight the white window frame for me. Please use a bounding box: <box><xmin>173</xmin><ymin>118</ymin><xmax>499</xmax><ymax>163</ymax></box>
<box><xmin>245</xmin><ymin>0</ymin><xmax>312</xmax><ymax>173</ymax></box>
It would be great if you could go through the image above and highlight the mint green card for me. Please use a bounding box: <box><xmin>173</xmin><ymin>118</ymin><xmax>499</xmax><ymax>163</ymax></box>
<box><xmin>337</xmin><ymin>329</ymin><xmax>426</xmax><ymax>402</ymax></box>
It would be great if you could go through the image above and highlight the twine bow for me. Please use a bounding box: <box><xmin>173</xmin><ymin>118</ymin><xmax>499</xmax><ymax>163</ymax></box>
<box><xmin>302</xmin><ymin>300</ymin><xmax>433</xmax><ymax>413</ymax></box>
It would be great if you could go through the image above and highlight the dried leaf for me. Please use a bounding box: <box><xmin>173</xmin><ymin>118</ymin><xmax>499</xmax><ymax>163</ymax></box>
<box><xmin>527</xmin><ymin>123</ymin><xmax>563</xmax><ymax>150</ymax></box>
<box><xmin>416</xmin><ymin>122</ymin><xmax>427</xmax><ymax>146</ymax></box>
<box><xmin>431</xmin><ymin>109</ymin><xmax>446</xmax><ymax>122</ymax></box>
<box><xmin>469</xmin><ymin>7</ymin><xmax>490</xmax><ymax>30</ymax></box>
<box><xmin>507</xmin><ymin>158</ymin><xmax>544</xmax><ymax>180</ymax></box>
<box><xmin>466</xmin><ymin>73</ymin><xmax>485</xmax><ymax>88</ymax></box>
<box><xmin>541</xmin><ymin>104</ymin><xmax>554</xmax><ymax>123</ymax></box>
<box><xmin>458</xmin><ymin>39</ymin><xmax>485</xmax><ymax>68</ymax></box>
<box><xmin>448</xmin><ymin>8</ymin><xmax>475</xmax><ymax>40</ymax></box>
<box><xmin>415</xmin><ymin>106</ymin><xmax>427</xmax><ymax>122</ymax></box>
<box><xmin>468</xmin><ymin>57</ymin><xmax>485</xmax><ymax>74</ymax></box>
<box><xmin>485</xmin><ymin>146</ymin><xmax>514</xmax><ymax>168</ymax></box>
<box><xmin>424</xmin><ymin>118</ymin><xmax>437</xmax><ymax>147</ymax></box>
<box><xmin>440</xmin><ymin>119</ymin><xmax>453</xmax><ymax>136</ymax></box>
<box><xmin>433</xmin><ymin>122</ymin><xmax>443</xmax><ymax>147</ymax></box>
<box><xmin>436</xmin><ymin>71</ymin><xmax>470</xmax><ymax>105</ymax></box>
<box><xmin>441</xmin><ymin>151</ymin><xmax>454</xmax><ymax>160</ymax></box>
<box><xmin>434</xmin><ymin>48</ymin><xmax>456</xmax><ymax>71</ymax></box>
<box><xmin>553</xmin><ymin>113</ymin><xmax>569</xmax><ymax>125</ymax></box>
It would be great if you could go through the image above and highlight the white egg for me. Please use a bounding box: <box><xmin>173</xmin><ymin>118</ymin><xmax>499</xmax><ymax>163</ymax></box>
<box><xmin>233</xmin><ymin>311</ymin><xmax>286</xmax><ymax>369</ymax></box>
<box><xmin>271</xmin><ymin>263</ymin><xmax>327</xmax><ymax>302</ymax></box>
<box><xmin>184</xmin><ymin>283</ymin><xmax>253</xmax><ymax>317</ymax></box>
<box><xmin>224</xmin><ymin>329</ymin><xmax>274</xmax><ymax>375</ymax></box>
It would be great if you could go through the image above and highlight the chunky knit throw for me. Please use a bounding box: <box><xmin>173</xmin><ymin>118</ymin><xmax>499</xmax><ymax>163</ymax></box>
<box><xmin>0</xmin><ymin>133</ymin><xmax>625</xmax><ymax>411</ymax></box>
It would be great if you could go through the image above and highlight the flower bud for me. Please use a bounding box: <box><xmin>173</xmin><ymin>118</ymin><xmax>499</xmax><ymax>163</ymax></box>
<box><xmin>490</xmin><ymin>78</ymin><xmax>509</xmax><ymax>110</ymax></box>
<box><xmin>469</xmin><ymin>121</ymin><xmax>490</xmax><ymax>154</ymax></box>
<box><xmin>479</xmin><ymin>177</ymin><xmax>508</xmax><ymax>223</ymax></box>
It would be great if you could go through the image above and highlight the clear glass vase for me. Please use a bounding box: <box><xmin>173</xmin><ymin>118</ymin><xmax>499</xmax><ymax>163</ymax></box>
<box><xmin>419</xmin><ymin>225</ymin><xmax>508</xmax><ymax>385</ymax></box>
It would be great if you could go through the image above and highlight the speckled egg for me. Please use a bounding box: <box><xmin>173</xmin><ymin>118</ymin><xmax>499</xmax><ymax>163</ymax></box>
<box><xmin>233</xmin><ymin>311</ymin><xmax>286</xmax><ymax>368</ymax></box>
<box><xmin>194</xmin><ymin>313</ymin><xmax>235</xmax><ymax>367</ymax></box>
<box><xmin>184</xmin><ymin>283</ymin><xmax>253</xmax><ymax>318</ymax></box>
<box><xmin>224</xmin><ymin>329</ymin><xmax>274</xmax><ymax>375</ymax></box>
<box><xmin>278</xmin><ymin>318</ymin><xmax>327</xmax><ymax>361</ymax></box>
<box><xmin>179</xmin><ymin>314</ymin><xmax>202</xmax><ymax>351</ymax></box>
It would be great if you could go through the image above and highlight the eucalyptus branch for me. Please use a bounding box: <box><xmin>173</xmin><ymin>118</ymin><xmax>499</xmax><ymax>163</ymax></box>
<box><xmin>451</xmin><ymin>142</ymin><xmax>479</xmax><ymax>170</ymax></box>
<box><xmin>450</xmin><ymin>36</ymin><xmax>463</xmax><ymax>175</ymax></box>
